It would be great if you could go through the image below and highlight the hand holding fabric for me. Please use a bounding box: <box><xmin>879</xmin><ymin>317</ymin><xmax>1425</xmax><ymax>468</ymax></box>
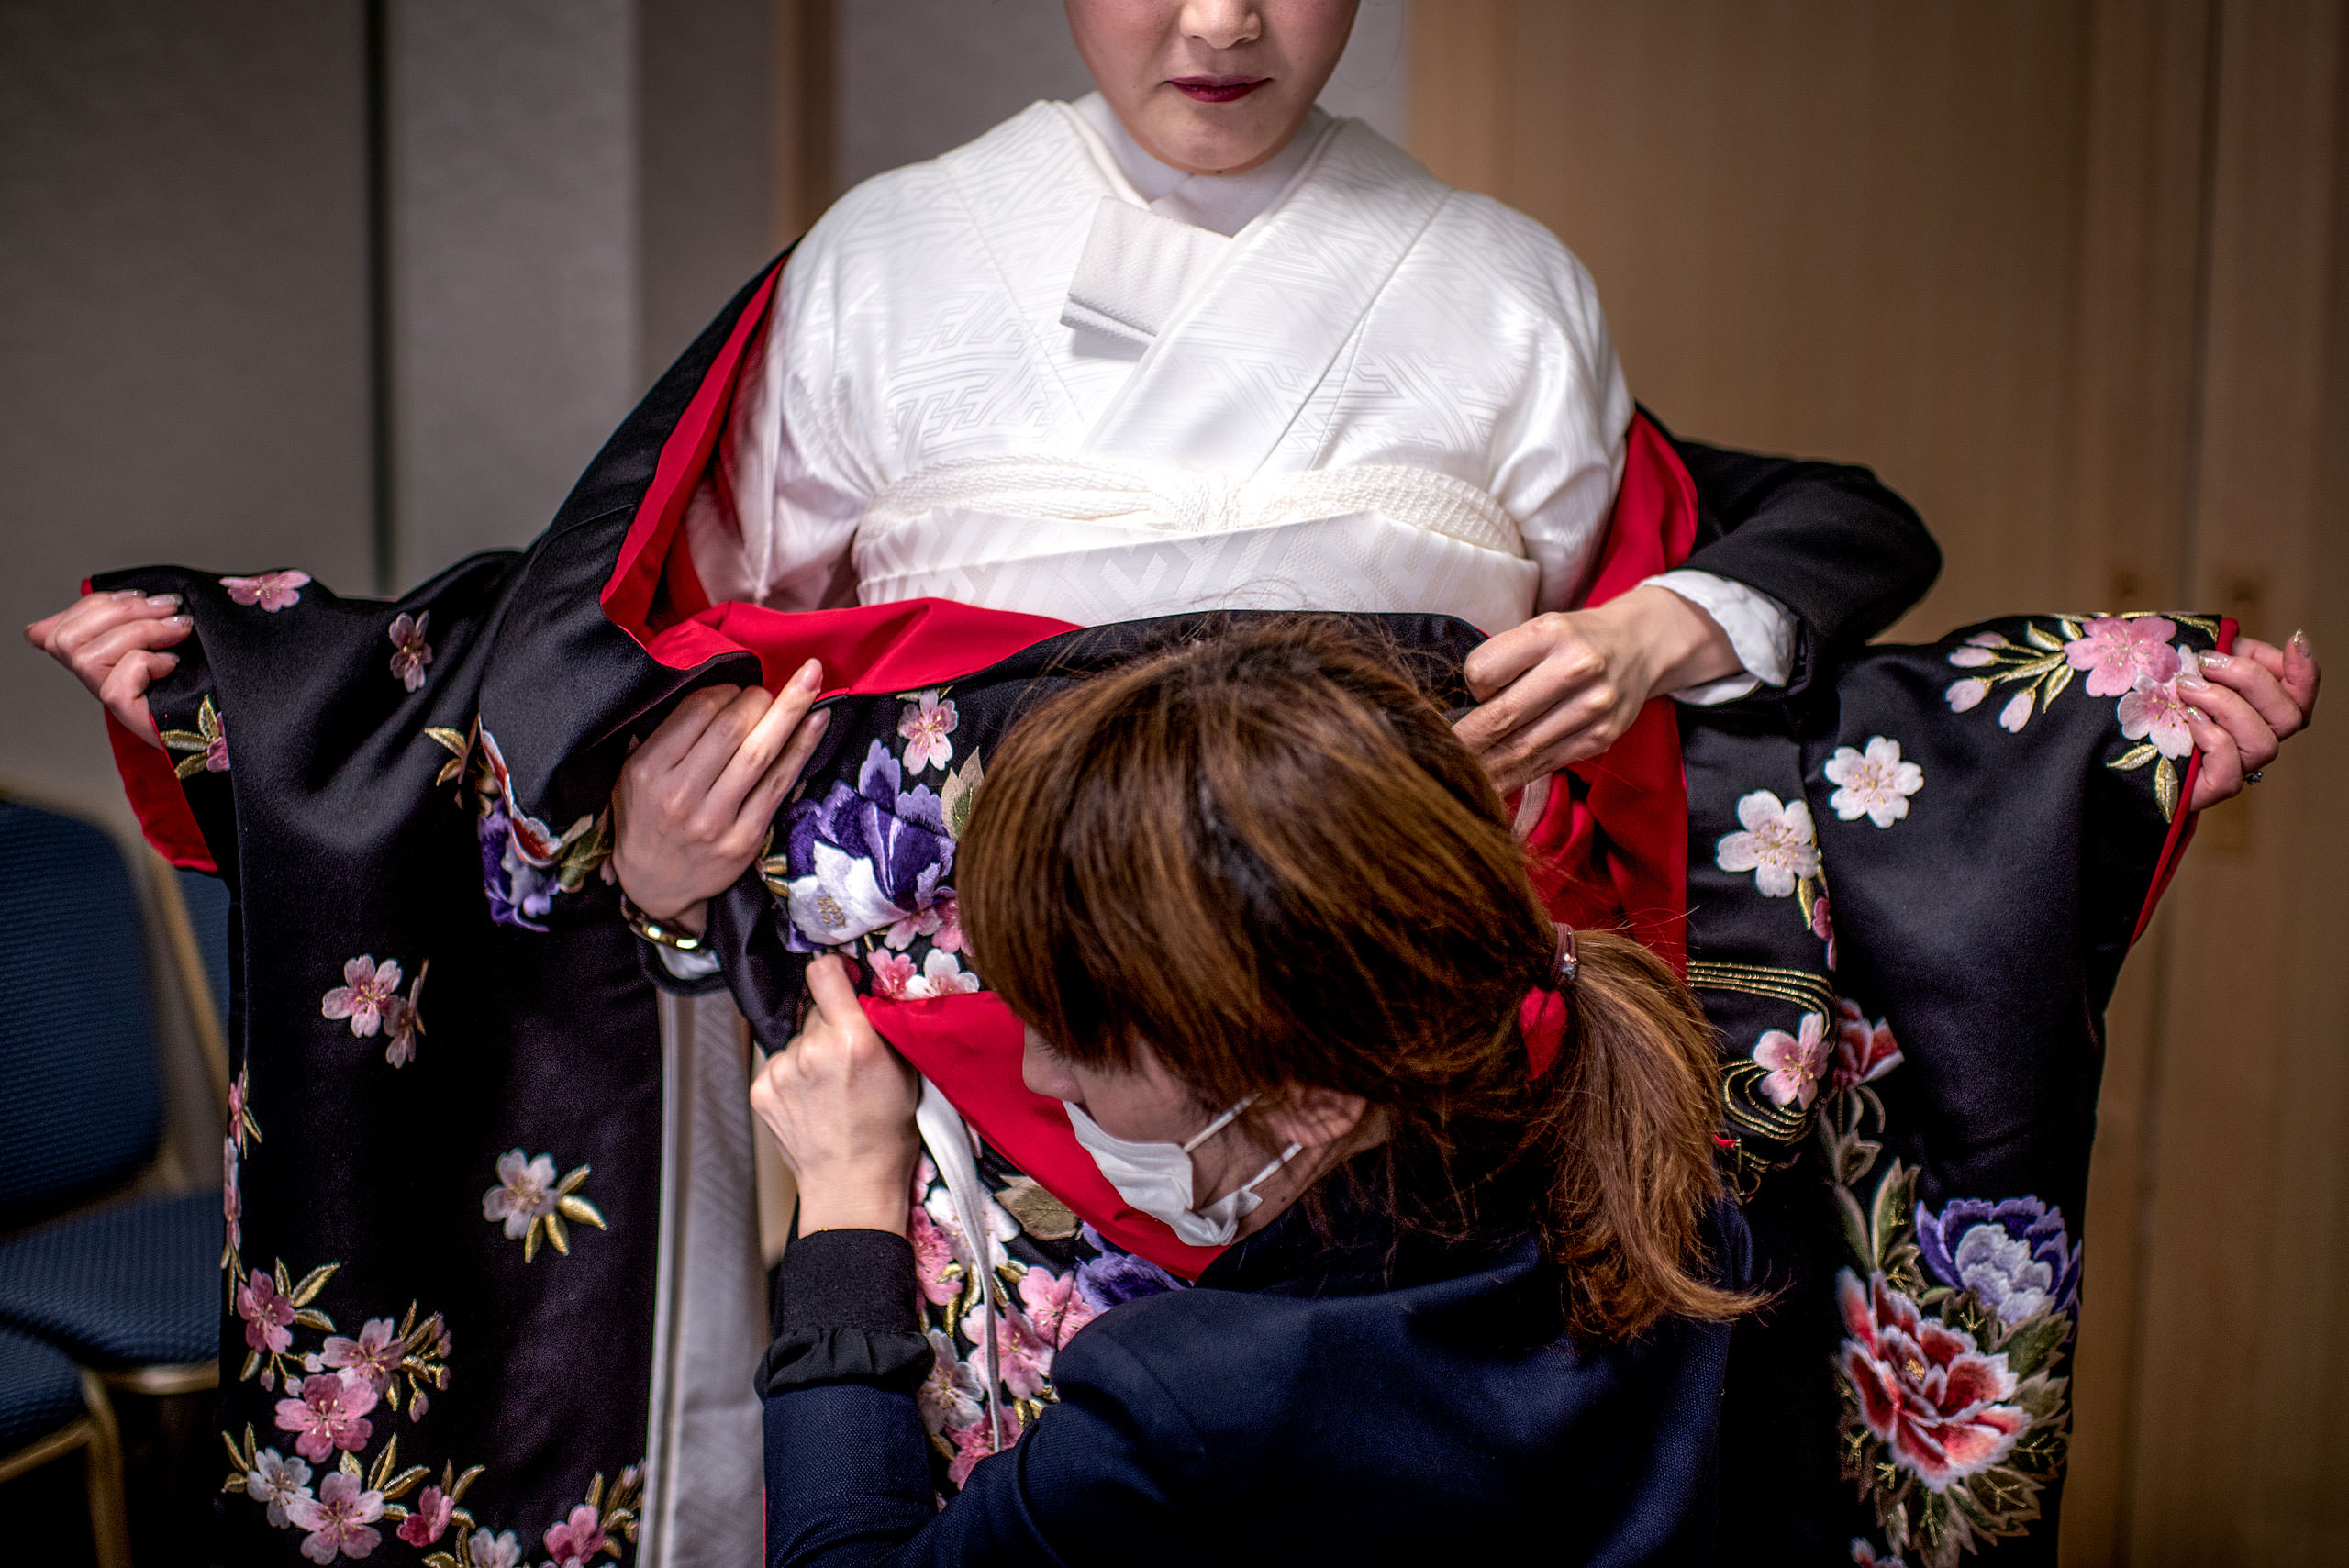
<box><xmin>750</xmin><ymin>956</ymin><xmax>922</xmax><ymax>1236</ymax></box>
<box><xmin>23</xmin><ymin>589</ymin><xmax>194</xmax><ymax>748</ymax></box>
<box><xmin>610</xmin><ymin>660</ymin><xmax>830</xmax><ymax>931</ymax></box>
<box><xmin>2179</xmin><ymin>632</ymin><xmax>2320</xmax><ymax>809</ymax></box>
<box><xmin>1456</xmin><ymin>584</ymin><xmax>1741</xmax><ymax>795</ymax></box>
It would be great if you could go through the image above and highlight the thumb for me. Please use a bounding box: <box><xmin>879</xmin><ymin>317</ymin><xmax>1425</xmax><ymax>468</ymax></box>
<box><xmin>804</xmin><ymin>954</ymin><xmax>865</xmax><ymax>1032</ymax></box>
<box><xmin>2283</xmin><ymin>629</ymin><xmax>2321</xmax><ymax>713</ymax></box>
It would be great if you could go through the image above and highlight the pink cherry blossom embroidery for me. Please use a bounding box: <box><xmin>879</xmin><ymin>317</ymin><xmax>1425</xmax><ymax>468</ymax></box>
<box><xmin>221</xmin><ymin>570</ymin><xmax>311</xmax><ymax>612</ymax></box>
<box><xmin>1753</xmin><ymin>1012</ymin><xmax>1831</xmax><ymax>1109</ymax></box>
<box><xmin>1998</xmin><ymin>691</ymin><xmax>2034</xmax><ymax>732</ymax></box>
<box><xmin>238</xmin><ymin>1271</ymin><xmax>296</xmax><ymax>1354</ymax></box>
<box><xmin>1714</xmin><ymin>791</ymin><xmax>1820</xmax><ymax>897</ymax></box>
<box><xmin>1944</xmin><ymin>678</ymin><xmax>1989</xmax><ymax>713</ymax></box>
<box><xmin>285</xmin><ymin>1469</ymin><xmax>384</xmax><ymax>1563</ymax></box>
<box><xmin>917</xmin><ymin>1329</ymin><xmax>984</xmax><ymax>1435</ymax></box>
<box><xmin>1016</xmin><ymin>1266</ymin><xmax>1098</xmax><ymax>1350</ymax></box>
<box><xmin>867</xmin><ymin>950</ymin><xmax>918</xmax><ymax>1000</ymax></box>
<box><xmin>380</xmin><ymin>961</ymin><xmax>427</xmax><ymax>1068</ymax></box>
<box><xmin>1823</xmin><ymin>737</ymin><xmax>1924</xmax><ymax>828</ymax></box>
<box><xmin>481</xmin><ymin>1151</ymin><xmax>557</xmax><ymax>1239</ymax></box>
<box><xmin>897</xmin><ymin>691</ymin><xmax>958</xmax><ymax>774</ymax></box>
<box><xmin>2063</xmin><ymin>615</ymin><xmax>2179</xmax><ymax>697</ymax></box>
<box><xmin>387</xmin><ymin>612</ymin><xmax>433</xmax><ymax>693</ymax></box>
<box><xmin>944</xmin><ymin>1415</ymin><xmax>1005</xmax><ymax>1487</ymax></box>
<box><xmin>320</xmin><ymin>957</ymin><xmax>402</xmax><ymax>1038</ymax></box>
<box><xmin>1831</xmin><ymin>999</ymin><xmax>1902</xmax><ymax>1094</ymax></box>
<box><xmin>2117</xmin><ymin>659</ymin><xmax>2197</xmax><ymax>759</ymax></box>
<box><xmin>244</xmin><ymin>1447</ymin><xmax>314</xmax><ymax>1528</ymax></box>
<box><xmin>991</xmin><ymin>1309</ymin><xmax>1057</xmax><ymax>1400</ymax></box>
<box><xmin>395</xmin><ymin>1484</ymin><xmax>454</xmax><ymax>1547</ymax></box>
<box><xmin>906</xmin><ymin>950</ymin><xmax>980</xmax><ymax>999</ymax></box>
<box><xmin>468</xmin><ymin>1530</ymin><xmax>524</xmax><ymax>1568</ymax></box>
<box><xmin>930</xmin><ymin>892</ymin><xmax>965</xmax><ymax>954</ymax></box>
<box><xmin>907</xmin><ymin>1204</ymin><xmax>963</xmax><ymax>1306</ymax></box>
<box><xmin>308</xmin><ymin>1317</ymin><xmax>401</xmax><ymax>1395</ymax></box>
<box><xmin>224</xmin><ymin>1138</ymin><xmax>242</xmax><ymax>1254</ymax></box>
<box><xmin>1810</xmin><ymin>895</ymin><xmax>1837</xmax><ymax>971</ymax></box>
<box><xmin>273</xmin><ymin>1372</ymin><xmax>377</xmax><ymax>1463</ymax></box>
<box><xmin>543</xmin><ymin>1504</ymin><xmax>606</xmax><ymax>1568</ymax></box>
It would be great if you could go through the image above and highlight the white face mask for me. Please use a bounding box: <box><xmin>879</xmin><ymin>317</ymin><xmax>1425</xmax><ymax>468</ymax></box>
<box><xmin>1064</xmin><ymin>1093</ymin><xmax>1304</xmax><ymax>1248</ymax></box>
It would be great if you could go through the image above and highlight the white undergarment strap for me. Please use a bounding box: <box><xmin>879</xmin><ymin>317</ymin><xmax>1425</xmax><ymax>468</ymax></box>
<box><xmin>859</xmin><ymin>457</ymin><xmax>1522</xmax><ymax>557</ymax></box>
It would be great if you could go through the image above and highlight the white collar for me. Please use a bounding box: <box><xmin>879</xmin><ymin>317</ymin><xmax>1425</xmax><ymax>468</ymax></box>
<box><xmin>1069</xmin><ymin>91</ymin><xmax>1330</xmax><ymax>239</ymax></box>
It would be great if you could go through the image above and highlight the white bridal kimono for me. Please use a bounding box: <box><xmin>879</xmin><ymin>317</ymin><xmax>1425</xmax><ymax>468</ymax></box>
<box><xmin>682</xmin><ymin>94</ymin><xmax>1791</xmax><ymax>692</ymax></box>
<box><xmin>642</xmin><ymin>95</ymin><xmax>1794</xmax><ymax>1567</ymax></box>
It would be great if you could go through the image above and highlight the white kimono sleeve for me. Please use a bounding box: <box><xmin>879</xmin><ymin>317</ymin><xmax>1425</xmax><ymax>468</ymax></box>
<box><xmin>1490</xmin><ymin>230</ymin><xmax>1791</xmax><ymax>704</ymax></box>
<box><xmin>682</xmin><ymin>244</ymin><xmax>877</xmax><ymax>614</ymax></box>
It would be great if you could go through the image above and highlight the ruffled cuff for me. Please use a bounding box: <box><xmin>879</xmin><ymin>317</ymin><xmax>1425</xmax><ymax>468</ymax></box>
<box><xmin>753</xmin><ymin>1229</ymin><xmax>929</xmax><ymax>1398</ymax></box>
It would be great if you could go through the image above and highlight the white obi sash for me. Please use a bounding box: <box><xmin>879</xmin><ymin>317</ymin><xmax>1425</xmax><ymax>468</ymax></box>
<box><xmin>852</xmin><ymin>457</ymin><xmax>1541</xmax><ymax>631</ymax></box>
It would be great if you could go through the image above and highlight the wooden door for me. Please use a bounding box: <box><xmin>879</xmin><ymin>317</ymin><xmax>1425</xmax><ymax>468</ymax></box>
<box><xmin>1410</xmin><ymin>3</ymin><xmax>2349</xmax><ymax>1559</ymax></box>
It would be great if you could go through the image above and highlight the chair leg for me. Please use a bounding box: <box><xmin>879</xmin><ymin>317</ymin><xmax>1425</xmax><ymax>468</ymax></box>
<box><xmin>78</xmin><ymin>1372</ymin><xmax>132</xmax><ymax>1568</ymax></box>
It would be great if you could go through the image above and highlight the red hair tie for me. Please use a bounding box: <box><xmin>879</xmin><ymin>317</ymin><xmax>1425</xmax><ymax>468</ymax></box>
<box><xmin>1520</xmin><ymin>925</ymin><xmax>1578</xmax><ymax>1077</ymax></box>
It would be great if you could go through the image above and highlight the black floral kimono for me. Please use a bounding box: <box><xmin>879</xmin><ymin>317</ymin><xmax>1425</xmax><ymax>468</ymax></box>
<box><xmin>102</xmin><ymin>258</ymin><xmax>2222</xmax><ymax>1568</ymax></box>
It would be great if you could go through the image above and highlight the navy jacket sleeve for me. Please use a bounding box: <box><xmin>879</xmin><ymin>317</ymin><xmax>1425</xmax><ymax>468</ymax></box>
<box><xmin>1657</xmin><ymin>409</ymin><xmax>1942</xmax><ymax>698</ymax></box>
<box><xmin>760</xmin><ymin>1232</ymin><xmax>1199</xmax><ymax>1566</ymax></box>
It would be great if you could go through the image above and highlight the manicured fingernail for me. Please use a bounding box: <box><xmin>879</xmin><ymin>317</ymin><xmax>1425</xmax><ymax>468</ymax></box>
<box><xmin>166</xmin><ymin>615</ymin><xmax>192</xmax><ymax>628</ymax></box>
<box><xmin>113</xmin><ymin>588</ymin><xmax>141</xmax><ymax>599</ymax></box>
<box><xmin>2177</xmin><ymin>668</ymin><xmax>2208</xmax><ymax>687</ymax></box>
<box><xmin>794</xmin><ymin>659</ymin><xmax>822</xmax><ymax>692</ymax></box>
<box><xmin>147</xmin><ymin>594</ymin><xmax>181</xmax><ymax>608</ymax></box>
<box><xmin>2197</xmin><ymin>652</ymin><xmax>2229</xmax><ymax>668</ymax></box>
<box><xmin>807</xmin><ymin>709</ymin><xmax>831</xmax><ymax>734</ymax></box>
<box><xmin>2291</xmin><ymin>629</ymin><xmax>2310</xmax><ymax>655</ymax></box>
<box><xmin>2187</xmin><ymin>706</ymin><xmax>2207</xmax><ymax>722</ymax></box>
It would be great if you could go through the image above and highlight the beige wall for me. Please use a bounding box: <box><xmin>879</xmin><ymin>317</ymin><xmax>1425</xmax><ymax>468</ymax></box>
<box><xmin>1412</xmin><ymin>2</ymin><xmax>2347</xmax><ymax>1560</ymax></box>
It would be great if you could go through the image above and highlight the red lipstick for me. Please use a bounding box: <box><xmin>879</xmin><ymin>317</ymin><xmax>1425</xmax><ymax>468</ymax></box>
<box><xmin>1170</xmin><ymin>75</ymin><xmax>1268</xmax><ymax>104</ymax></box>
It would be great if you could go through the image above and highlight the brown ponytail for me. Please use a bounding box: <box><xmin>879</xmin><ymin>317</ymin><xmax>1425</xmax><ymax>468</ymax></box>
<box><xmin>962</xmin><ymin>617</ymin><xmax>1753</xmax><ymax>1341</ymax></box>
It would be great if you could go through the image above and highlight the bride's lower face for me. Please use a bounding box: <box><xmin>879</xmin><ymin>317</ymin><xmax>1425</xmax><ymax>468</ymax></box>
<box><xmin>1064</xmin><ymin>0</ymin><xmax>1361</xmax><ymax>175</ymax></box>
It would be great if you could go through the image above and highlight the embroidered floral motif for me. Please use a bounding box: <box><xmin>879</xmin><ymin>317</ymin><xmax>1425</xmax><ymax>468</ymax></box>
<box><xmin>918</xmin><ymin>1329</ymin><xmax>985</xmax><ymax>1437</ymax></box>
<box><xmin>539</xmin><ymin>1468</ymin><xmax>641</xmax><ymax>1568</ymax></box>
<box><xmin>238</xmin><ymin>1270</ymin><xmax>300</xmax><ymax>1357</ymax></box>
<box><xmin>1016</xmin><ymin>1264</ymin><xmax>1098</xmax><ymax>1349</ymax></box>
<box><xmin>1852</xmin><ymin>1540</ymin><xmax>1910</xmax><ymax>1568</ymax></box>
<box><xmin>388</xmin><ymin>612</ymin><xmax>434</xmax><ymax>693</ymax></box>
<box><xmin>771</xmin><ymin>740</ymin><xmax>956</xmax><ymax>951</ymax></box>
<box><xmin>1072</xmin><ymin>1227</ymin><xmax>1183</xmax><ymax>1313</ymax></box>
<box><xmin>286</xmin><ymin>1468</ymin><xmax>384</xmax><ymax>1562</ymax></box>
<box><xmin>2063</xmin><ymin>615</ymin><xmax>2179</xmax><ymax>696</ymax></box>
<box><xmin>1820</xmin><ymin>1057</ymin><xmax>2073</xmax><ymax>1564</ymax></box>
<box><xmin>907</xmin><ymin>950</ymin><xmax>981</xmax><ymax>998</ymax></box>
<box><xmin>1824</xmin><ymin>737</ymin><xmax>1924</xmax><ymax>828</ymax></box>
<box><xmin>246</xmin><ymin>1447</ymin><xmax>315</xmax><ymax>1528</ymax></box>
<box><xmin>1915</xmin><ymin>1197</ymin><xmax>2080</xmax><ymax>1328</ymax></box>
<box><xmin>160</xmin><ymin>695</ymin><xmax>229</xmax><ymax>778</ymax></box>
<box><xmin>1942</xmin><ymin>613</ymin><xmax>2220</xmax><ymax>823</ymax></box>
<box><xmin>480</xmin><ymin>1150</ymin><xmax>606</xmax><ymax>1263</ymax></box>
<box><xmin>425</xmin><ymin>723</ymin><xmax>613</xmax><ymax>929</ymax></box>
<box><xmin>1832</xmin><ymin>999</ymin><xmax>1901</xmax><ymax>1095</ymax></box>
<box><xmin>466</xmin><ymin>1528</ymin><xmax>525</xmax><ymax>1568</ymax></box>
<box><xmin>896</xmin><ymin>689</ymin><xmax>959</xmax><ymax>774</ymax></box>
<box><xmin>1715</xmin><ymin>790</ymin><xmax>1820</xmax><ymax>897</ymax></box>
<box><xmin>396</xmin><ymin>1484</ymin><xmax>455</xmax><ymax>1547</ymax></box>
<box><xmin>1839</xmin><ymin>1269</ymin><xmax>2030</xmax><ymax>1489</ymax></box>
<box><xmin>1752</xmin><ymin>1013</ymin><xmax>1831</xmax><ymax>1109</ymax></box>
<box><xmin>308</xmin><ymin>1318</ymin><xmax>404</xmax><ymax>1396</ymax></box>
<box><xmin>274</xmin><ymin>1373</ymin><xmax>378</xmax><ymax>1463</ymax></box>
<box><xmin>222</xmin><ymin>570</ymin><xmax>311</xmax><ymax>611</ymax></box>
<box><xmin>321</xmin><ymin>957</ymin><xmax>403</xmax><ymax>1038</ymax></box>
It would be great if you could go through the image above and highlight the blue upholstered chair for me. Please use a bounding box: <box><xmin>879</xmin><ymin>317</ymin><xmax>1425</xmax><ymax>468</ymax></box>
<box><xmin>0</xmin><ymin>1323</ymin><xmax>130</xmax><ymax>1567</ymax></box>
<box><xmin>0</xmin><ymin>801</ymin><xmax>223</xmax><ymax>1393</ymax></box>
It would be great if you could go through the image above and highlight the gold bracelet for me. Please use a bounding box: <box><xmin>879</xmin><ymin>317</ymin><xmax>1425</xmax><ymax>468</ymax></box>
<box><xmin>619</xmin><ymin>894</ymin><xmax>705</xmax><ymax>952</ymax></box>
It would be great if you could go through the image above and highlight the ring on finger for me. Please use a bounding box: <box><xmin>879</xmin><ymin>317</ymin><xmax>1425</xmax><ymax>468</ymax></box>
<box><xmin>2244</xmin><ymin>768</ymin><xmax>2264</xmax><ymax>784</ymax></box>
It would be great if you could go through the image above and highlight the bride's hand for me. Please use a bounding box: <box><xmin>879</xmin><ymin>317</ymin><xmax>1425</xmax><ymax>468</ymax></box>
<box><xmin>1457</xmin><ymin>586</ymin><xmax>1739</xmax><ymax>796</ymax></box>
<box><xmin>2179</xmin><ymin>631</ymin><xmax>2320</xmax><ymax>809</ymax></box>
<box><xmin>610</xmin><ymin>660</ymin><xmax>830</xmax><ymax>933</ymax></box>
<box><xmin>751</xmin><ymin>955</ymin><xmax>921</xmax><ymax>1235</ymax></box>
<box><xmin>24</xmin><ymin>589</ymin><xmax>195</xmax><ymax>749</ymax></box>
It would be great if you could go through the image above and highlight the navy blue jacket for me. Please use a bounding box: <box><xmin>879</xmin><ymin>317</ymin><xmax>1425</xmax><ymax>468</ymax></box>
<box><xmin>761</xmin><ymin>1195</ymin><xmax>1748</xmax><ymax>1565</ymax></box>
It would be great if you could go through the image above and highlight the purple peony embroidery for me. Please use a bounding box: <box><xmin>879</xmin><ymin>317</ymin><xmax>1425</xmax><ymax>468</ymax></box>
<box><xmin>1915</xmin><ymin>1195</ymin><xmax>2080</xmax><ymax>1325</ymax></box>
<box><xmin>479</xmin><ymin>798</ymin><xmax>558</xmax><ymax>929</ymax></box>
<box><xmin>1073</xmin><ymin>1226</ymin><xmax>1185</xmax><ymax>1313</ymax></box>
<box><xmin>779</xmin><ymin>740</ymin><xmax>956</xmax><ymax>951</ymax></box>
